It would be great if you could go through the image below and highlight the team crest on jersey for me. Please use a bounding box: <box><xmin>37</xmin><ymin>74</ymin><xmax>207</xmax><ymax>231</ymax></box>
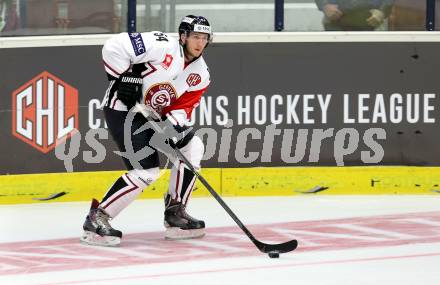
<box><xmin>144</xmin><ymin>83</ymin><xmax>177</xmax><ymax>112</ymax></box>
<box><xmin>161</xmin><ymin>54</ymin><xmax>173</xmax><ymax>69</ymax></box>
<box><xmin>186</xmin><ymin>73</ymin><xmax>201</xmax><ymax>87</ymax></box>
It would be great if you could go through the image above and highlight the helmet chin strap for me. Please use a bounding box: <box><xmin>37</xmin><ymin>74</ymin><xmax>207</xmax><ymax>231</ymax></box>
<box><xmin>179</xmin><ymin>32</ymin><xmax>189</xmax><ymax>51</ymax></box>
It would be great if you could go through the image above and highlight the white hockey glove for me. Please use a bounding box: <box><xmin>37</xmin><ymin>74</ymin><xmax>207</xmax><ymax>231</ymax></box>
<box><xmin>135</xmin><ymin>104</ymin><xmax>194</xmax><ymax>149</ymax></box>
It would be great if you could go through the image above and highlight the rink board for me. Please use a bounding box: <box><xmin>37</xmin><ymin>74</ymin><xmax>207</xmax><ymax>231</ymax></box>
<box><xmin>0</xmin><ymin>166</ymin><xmax>439</xmax><ymax>204</ymax></box>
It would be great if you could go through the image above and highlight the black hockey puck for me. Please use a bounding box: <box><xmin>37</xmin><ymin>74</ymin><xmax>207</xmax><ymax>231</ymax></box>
<box><xmin>268</xmin><ymin>251</ymin><xmax>280</xmax><ymax>258</ymax></box>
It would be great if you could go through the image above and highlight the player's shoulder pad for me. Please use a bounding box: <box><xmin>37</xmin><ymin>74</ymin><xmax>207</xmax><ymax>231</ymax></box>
<box><xmin>126</xmin><ymin>32</ymin><xmax>147</xmax><ymax>56</ymax></box>
<box><xmin>125</xmin><ymin>31</ymin><xmax>175</xmax><ymax>62</ymax></box>
<box><xmin>186</xmin><ymin>56</ymin><xmax>210</xmax><ymax>91</ymax></box>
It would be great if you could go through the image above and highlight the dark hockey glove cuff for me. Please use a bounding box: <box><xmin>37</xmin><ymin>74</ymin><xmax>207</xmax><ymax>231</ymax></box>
<box><xmin>117</xmin><ymin>72</ymin><xmax>143</xmax><ymax>109</ymax></box>
<box><xmin>162</xmin><ymin>116</ymin><xmax>195</xmax><ymax>149</ymax></box>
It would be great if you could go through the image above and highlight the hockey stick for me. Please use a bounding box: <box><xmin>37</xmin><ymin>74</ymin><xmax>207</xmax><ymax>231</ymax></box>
<box><xmin>134</xmin><ymin>104</ymin><xmax>298</xmax><ymax>255</ymax></box>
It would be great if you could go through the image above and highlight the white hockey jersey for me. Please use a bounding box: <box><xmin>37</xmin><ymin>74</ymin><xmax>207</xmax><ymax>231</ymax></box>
<box><xmin>101</xmin><ymin>31</ymin><xmax>210</xmax><ymax>125</ymax></box>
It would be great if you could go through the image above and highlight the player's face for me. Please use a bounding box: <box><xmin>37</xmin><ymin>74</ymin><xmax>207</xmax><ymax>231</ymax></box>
<box><xmin>182</xmin><ymin>32</ymin><xmax>209</xmax><ymax>60</ymax></box>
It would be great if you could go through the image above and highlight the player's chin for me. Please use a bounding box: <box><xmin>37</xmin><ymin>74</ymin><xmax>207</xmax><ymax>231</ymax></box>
<box><xmin>192</xmin><ymin>49</ymin><xmax>203</xmax><ymax>57</ymax></box>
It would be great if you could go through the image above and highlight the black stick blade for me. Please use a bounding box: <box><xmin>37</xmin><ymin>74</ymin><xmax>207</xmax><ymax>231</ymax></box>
<box><xmin>254</xmin><ymin>239</ymin><xmax>298</xmax><ymax>254</ymax></box>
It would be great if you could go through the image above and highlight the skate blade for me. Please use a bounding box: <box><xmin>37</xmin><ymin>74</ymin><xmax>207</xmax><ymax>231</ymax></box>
<box><xmin>80</xmin><ymin>231</ymin><xmax>121</xmax><ymax>247</ymax></box>
<box><xmin>164</xmin><ymin>227</ymin><xmax>205</xmax><ymax>240</ymax></box>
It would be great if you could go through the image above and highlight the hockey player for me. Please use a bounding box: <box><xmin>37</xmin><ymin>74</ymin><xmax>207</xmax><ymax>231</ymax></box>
<box><xmin>80</xmin><ymin>15</ymin><xmax>212</xmax><ymax>246</ymax></box>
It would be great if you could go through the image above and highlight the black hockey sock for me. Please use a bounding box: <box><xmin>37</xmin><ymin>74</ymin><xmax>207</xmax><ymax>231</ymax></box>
<box><xmin>101</xmin><ymin>176</ymin><xmax>128</xmax><ymax>204</ymax></box>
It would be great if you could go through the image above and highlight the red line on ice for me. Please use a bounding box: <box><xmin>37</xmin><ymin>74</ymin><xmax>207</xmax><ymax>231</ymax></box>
<box><xmin>0</xmin><ymin>211</ymin><xmax>439</xmax><ymax>275</ymax></box>
<box><xmin>40</xmin><ymin>251</ymin><xmax>440</xmax><ymax>285</ymax></box>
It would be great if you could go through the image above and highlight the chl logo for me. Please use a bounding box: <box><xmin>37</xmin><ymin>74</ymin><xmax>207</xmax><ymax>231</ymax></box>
<box><xmin>186</xmin><ymin>73</ymin><xmax>201</xmax><ymax>87</ymax></box>
<box><xmin>144</xmin><ymin>83</ymin><xmax>177</xmax><ymax>113</ymax></box>
<box><xmin>12</xmin><ymin>71</ymin><xmax>79</xmax><ymax>153</ymax></box>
